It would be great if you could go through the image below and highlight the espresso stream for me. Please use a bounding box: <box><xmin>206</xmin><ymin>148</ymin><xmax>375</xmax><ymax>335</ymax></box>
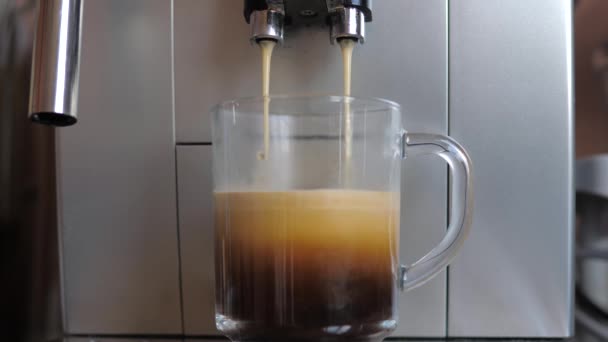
<box><xmin>340</xmin><ymin>38</ymin><xmax>356</xmax><ymax>184</ymax></box>
<box><xmin>215</xmin><ymin>190</ymin><xmax>399</xmax><ymax>341</ymax></box>
<box><xmin>256</xmin><ymin>38</ymin><xmax>356</xmax><ymax>170</ymax></box>
<box><xmin>257</xmin><ymin>39</ymin><xmax>276</xmax><ymax>161</ymax></box>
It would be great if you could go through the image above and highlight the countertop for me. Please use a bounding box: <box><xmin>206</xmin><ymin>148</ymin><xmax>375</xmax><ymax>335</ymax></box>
<box><xmin>54</xmin><ymin>291</ymin><xmax>608</xmax><ymax>342</ymax></box>
<box><xmin>53</xmin><ymin>324</ymin><xmax>606</xmax><ymax>342</ymax></box>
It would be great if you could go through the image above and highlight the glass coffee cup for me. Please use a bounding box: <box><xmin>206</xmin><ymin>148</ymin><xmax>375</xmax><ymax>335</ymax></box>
<box><xmin>212</xmin><ymin>95</ymin><xmax>472</xmax><ymax>342</ymax></box>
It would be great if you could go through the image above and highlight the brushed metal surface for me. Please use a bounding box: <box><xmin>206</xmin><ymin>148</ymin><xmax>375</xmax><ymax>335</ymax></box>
<box><xmin>177</xmin><ymin>146</ymin><xmax>216</xmax><ymax>334</ymax></box>
<box><xmin>174</xmin><ymin>0</ymin><xmax>449</xmax><ymax>337</ymax></box>
<box><xmin>29</xmin><ymin>0</ymin><xmax>82</xmax><ymax>126</ymax></box>
<box><xmin>57</xmin><ymin>0</ymin><xmax>181</xmax><ymax>334</ymax></box>
<box><xmin>249</xmin><ymin>9</ymin><xmax>284</xmax><ymax>43</ymax></box>
<box><xmin>329</xmin><ymin>7</ymin><xmax>366</xmax><ymax>43</ymax></box>
<box><xmin>448</xmin><ymin>0</ymin><xmax>574</xmax><ymax>337</ymax></box>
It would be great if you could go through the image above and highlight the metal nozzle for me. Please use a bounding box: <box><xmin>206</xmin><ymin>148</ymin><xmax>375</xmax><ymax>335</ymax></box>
<box><xmin>29</xmin><ymin>0</ymin><xmax>83</xmax><ymax>127</ymax></box>
<box><xmin>250</xmin><ymin>9</ymin><xmax>285</xmax><ymax>43</ymax></box>
<box><xmin>330</xmin><ymin>7</ymin><xmax>365</xmax><ymax>44</ymax></box>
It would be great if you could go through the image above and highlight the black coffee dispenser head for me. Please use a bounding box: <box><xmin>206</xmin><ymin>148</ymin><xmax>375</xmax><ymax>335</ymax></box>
<box><xmin>244</xmin><ymin>0</ymin><xmax>372</xmax><ymax>44</ymax></box>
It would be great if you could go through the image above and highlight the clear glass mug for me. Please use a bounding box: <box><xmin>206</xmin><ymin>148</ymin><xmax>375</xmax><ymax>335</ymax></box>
<box><xmin>212</xmin><ymin>95</ymin><xmax>472</xmax><ymax>342</ymax></box>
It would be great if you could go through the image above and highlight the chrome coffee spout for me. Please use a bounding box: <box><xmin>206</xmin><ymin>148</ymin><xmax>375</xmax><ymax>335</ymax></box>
<box><xmin>243</xmin><ymin>0</ymin><xmax>372</xmax><ymax>44</ymax></box>
<box><xmin>329</xmin><ymin>6</ymin><xmax>366</xmax><ymax>44</ymax></box>
<box><xmin>249</xmin><ymin>6</ymin><xmax>285</xmax><ymax>43</ymax></box>
<box><xmin>29</xmin><ymin>0</ymin><xmax>83</xmax><ymax>127</ymax></box>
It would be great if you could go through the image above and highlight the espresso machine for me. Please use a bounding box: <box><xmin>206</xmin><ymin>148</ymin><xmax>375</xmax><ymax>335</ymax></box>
<box><xmin>23</xmin><ymin>0</ymin><xmax>573</xmax><ymax>339</ymax></box>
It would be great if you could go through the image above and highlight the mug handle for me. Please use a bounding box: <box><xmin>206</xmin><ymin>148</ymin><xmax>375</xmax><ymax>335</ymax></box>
<box><xmin>399</xmin><ymin>132</ymin><xmax>473</xmax><ymax>291</ymax></box>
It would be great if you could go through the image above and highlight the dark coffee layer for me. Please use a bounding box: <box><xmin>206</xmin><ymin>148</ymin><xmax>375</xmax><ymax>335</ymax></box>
<box><xmin>214</xmin><ymin>190</ymin><xmax>399</xmax><ymax>341</ymax></box>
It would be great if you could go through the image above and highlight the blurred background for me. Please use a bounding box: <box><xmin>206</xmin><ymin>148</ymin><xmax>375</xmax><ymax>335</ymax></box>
<box><xmin>576</xmin><ymin>0</ymin><xmax>608</xmax><ymax>157</ymax></box>
<box><xmin>575</xmin><ymin>0</ymin><xmax>608</xmax><ymax>340</ymax></box>
<box><xmin>0</xmin><ymin>0</ymin><xmax>61</xmax><ymax>341</ymax></box>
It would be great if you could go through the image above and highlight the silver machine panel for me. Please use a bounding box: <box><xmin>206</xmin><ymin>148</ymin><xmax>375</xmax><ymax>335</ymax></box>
<box><xmin>54</xmin><ymin>0</ymin><xmax>573</xmax><ymax>339</ymax></box>
<box><xmin>174</xmin><ymin>0</ymin><xmax>449</xmax><ymax>337</ymax></box>
<box><xmin>176</xmin><ymin>146</ymin><xmax>216</xmax><ymax>334</ymax></box>
<box><xmin>447</xmin><ymin>0</ymin><xmax>574</xmax><ymax>337</ymax></box>
<box><xmin>57</xmin><ymin>0</ymin><xmax>181</xmax><ymax>334</ymax></box>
